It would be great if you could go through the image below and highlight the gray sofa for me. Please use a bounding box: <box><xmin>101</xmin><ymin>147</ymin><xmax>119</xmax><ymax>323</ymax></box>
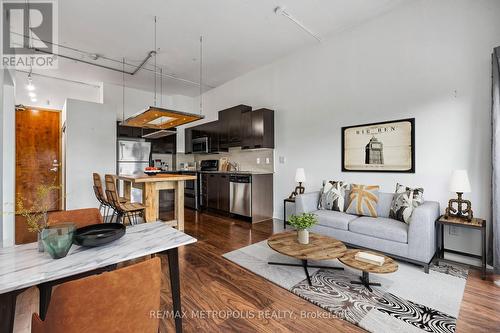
<box><xmin>295</xmin><ymin>191</ymin><xmax>440</xmax><ymax>273</ymax></box>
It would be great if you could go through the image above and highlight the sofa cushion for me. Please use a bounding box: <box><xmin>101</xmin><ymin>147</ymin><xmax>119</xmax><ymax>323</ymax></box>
<box><xmin>377</xmin><ymin>192</ymin><xmax>394</xmax><ymax>218</ymax></box>
<box><xmin>313</xmin><ymin>210</ymin><xmax>358</xmax><ymax>231</ymax></box>
<box><xmin>346</xmin><ymin>184</ymin><xmax>380</xmax><ymax>217</ymax></box>
<box><xmin>389</xmin><ymin>183</ymin><xmax>424</xmax><ymax>224</ymax></box>
<box><xmin>318</xmin><ymin>181</ymin><xmax>349</xmax><ymax>212</ymax></box>
<box><xmin>349</xmin><ymin>216</ymin><xmax>408</xmax><ymax>243</ymax></box>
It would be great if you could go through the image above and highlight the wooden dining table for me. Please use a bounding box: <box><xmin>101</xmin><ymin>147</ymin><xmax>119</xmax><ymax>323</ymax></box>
<box><xmin>0</xmin><ymin>222</ymin><xmax>196</xmax><ymax>333</ymax></box>
<box><xmin>118</xmin><ymin>173</ymin><xmax>197</xmax><ymax>231</ymax></box>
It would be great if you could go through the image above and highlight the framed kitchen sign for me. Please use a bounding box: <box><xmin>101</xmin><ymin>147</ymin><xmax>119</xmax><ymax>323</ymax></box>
<box><xmin>341</xmin><ymin>118</ymin><xmax>415</xmax><ymax>173</ymax></box>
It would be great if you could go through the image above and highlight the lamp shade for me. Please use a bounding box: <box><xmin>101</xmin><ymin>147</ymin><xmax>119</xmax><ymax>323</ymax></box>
<box><xmin>449</xmin><ymin>170</ymin><xmax>471</xmax><ymax>193</ymax></box>
<box><xmin>295</xmin><ymin>168</ymin><xmax>306</xmax><ymax>183</ymax></box>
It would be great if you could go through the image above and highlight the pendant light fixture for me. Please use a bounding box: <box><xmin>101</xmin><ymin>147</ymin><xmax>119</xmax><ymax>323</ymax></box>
<box><xmin>122</xmin><ymin>16</ymin><xmax>204</xmax><ymax>131</ymax></box>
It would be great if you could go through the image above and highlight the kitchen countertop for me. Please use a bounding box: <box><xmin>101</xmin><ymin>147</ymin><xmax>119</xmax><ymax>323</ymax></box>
<box><xmin>166</xmin><ymin>170</ymin><xmax>274</xmax><ymax>175</ymax></box>
<box><xmin>117</xmin><ymin>173</ymin><xmax>197</xmax><ymax>183</ymax></box>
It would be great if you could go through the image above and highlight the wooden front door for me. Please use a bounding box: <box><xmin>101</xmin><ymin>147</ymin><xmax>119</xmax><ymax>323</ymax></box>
<box><xmin>15</xmin><ymin>107</ymin><xmax>61</xmax><ymax>211</ymax></box>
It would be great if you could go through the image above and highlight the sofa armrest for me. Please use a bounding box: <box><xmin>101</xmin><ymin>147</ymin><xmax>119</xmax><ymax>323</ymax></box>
<box><xmin>295</xmin><ymin>191</ymin><xmax>320</xmax><ymax>215</ymax></box>
<box><xmin>408</xmin><ymin>201</ymin><xmax>440</xmax><ymax>263</ymax></box>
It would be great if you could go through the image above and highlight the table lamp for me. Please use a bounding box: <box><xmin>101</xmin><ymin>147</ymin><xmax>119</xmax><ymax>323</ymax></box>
<box><xmin>445</xmin><ymin>169</ymin><xmax>473</xmax><ymax>221</ymax></box>
<box><xmin>289</xmin><ymin>168</ymin><xmax>306</xmax><ymax>199</ymax></box>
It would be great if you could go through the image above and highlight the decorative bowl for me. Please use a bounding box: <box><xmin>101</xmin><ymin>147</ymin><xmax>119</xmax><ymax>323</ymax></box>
<box><xmin>41</xmin><ymin>223</ymin><xmax>76</xmax><ymax>259</ymax></box>
<box><xmin>74</xmin><ymin>223</ymin><xmax>126</xmax><ymax>247</ymax></box>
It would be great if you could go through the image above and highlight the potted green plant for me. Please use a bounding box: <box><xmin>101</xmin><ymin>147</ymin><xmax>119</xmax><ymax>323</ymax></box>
<box><xmin>16</xmin><ymin>183</ymin><xmax>62</xmax><ymax>252</ymax></box>
<box><xmin>288</xmin><ymin>213</ymin><xmax>317</xmax><ymax>244</ymax></box>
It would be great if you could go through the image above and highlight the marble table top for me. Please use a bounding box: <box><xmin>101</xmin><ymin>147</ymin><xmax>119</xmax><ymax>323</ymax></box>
<box><xmin>0</xmin><ymin>222</ymin><xmax>197</xmax><ymax>294</ymax></box>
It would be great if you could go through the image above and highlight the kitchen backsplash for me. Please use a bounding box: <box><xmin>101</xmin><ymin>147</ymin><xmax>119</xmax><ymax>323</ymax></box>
<box><xmin>176</xmin><ymin>147</ymin><xmax>274</xmax><ymax>173</ymax></box>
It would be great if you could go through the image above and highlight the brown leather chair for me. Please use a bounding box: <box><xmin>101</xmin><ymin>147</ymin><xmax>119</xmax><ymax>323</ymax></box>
<box><xmin>32</xmin><ymin>257</ymin><xmax>161</xmax><ymax>333</ymax></box>
<box><xmin>104</xmin><ymin>174</ymin><xmax>145</xmax><ymax>225</ymax></box>
<box><xmin>47</xmin><ymin>208</ymin><xmax>103</xmax><ymax>229</ymax></box>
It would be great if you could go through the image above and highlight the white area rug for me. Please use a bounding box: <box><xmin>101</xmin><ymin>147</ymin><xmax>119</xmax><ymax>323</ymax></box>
<box><xmin>223</xmin><ymin>241</ymin><xmax>468</xmax><ymax>333</ymax></box>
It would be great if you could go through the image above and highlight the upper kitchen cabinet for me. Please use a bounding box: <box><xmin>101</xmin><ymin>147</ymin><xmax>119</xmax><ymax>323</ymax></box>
<box><xmin>117</xmin><ymin>123</ymin><xmax>143</xmax><ymax>138</ymax></box>
<box><xmin>117</xmin><ymin>123</ymin><xmax>176</xmax><ymax>154</ymax></box>
<box><xmin>204</xmin><ymin>121</ymin><xmax>224</xmax><ymax>153</ymax></box>
<box><xmin>241</xmin><ymin>108</ymin><xmax>274</xmax><ymax>149</ymax></box>
<box><xmin>218</xmin><ymin>105</ymin><xmax>252</xmax><ymax>149</ymax></box>
<box><xmin>184</xmin><ymin>127</ymin><xmax>193</xmax><ymax>154</ymax></box>
<box><xmin>150</xmin><ymin>134</ymin><xmax>176</xmax><ymax>154</ymax></box>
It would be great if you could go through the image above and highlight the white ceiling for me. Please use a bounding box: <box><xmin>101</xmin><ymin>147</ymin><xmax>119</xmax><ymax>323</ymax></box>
<box><xmin>26</xmin><ymin>0</ymin><xmax>411</xmax><ymax>97</ymax></box>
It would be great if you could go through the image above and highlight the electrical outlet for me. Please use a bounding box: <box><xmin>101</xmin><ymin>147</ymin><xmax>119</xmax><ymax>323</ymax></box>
<box><xmin>256</xmin><ymin>158</ymin><xmax>261</xmax><ymax>164</ymax></box>
<box><xmin>279</xmin><ymin>156</ymin><xmax>286</xmax><ymax>164</ymax></box>
<box><xmin>449</xmin><ymin>226</ymin><xmax>459</xmax><ymax>236</ymax></box>
<box><xmin>265</xmin><ymin>157</ymin><xmax>270</xmax><ymax>164</ymax></box>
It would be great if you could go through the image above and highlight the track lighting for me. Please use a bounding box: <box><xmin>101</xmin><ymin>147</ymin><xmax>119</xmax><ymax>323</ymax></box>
<box><xmin>26</xmin><ymin>71</ymin><xmax>35</xmax><ymax>91</ymax></box>
<box><xmin>274</xmin><ymin>6</ymin><xmax>322</xmax><ymax>42</ymax></box>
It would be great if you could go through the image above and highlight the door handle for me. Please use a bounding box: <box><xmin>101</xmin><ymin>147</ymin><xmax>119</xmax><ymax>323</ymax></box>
<box><xmin>50</xmin><ymin>167</ymin><xmax>58</xmax><ymax>172</ymax></box>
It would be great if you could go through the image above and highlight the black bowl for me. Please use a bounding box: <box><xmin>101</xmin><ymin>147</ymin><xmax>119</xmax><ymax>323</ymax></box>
<box><xmin>73</xmin><ymin>223</ymin><xmax>126</xmax><ymax>247</ymax></box>
<box><xmin>144</xmin><ymin>171</ymin><xmax>160</xmax><ymax>176</ymax></box>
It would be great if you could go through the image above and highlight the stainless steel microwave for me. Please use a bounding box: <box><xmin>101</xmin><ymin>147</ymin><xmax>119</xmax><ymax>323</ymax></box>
<box><xmin>192</xmin><ymin>137</ymin><xmax>209</xmax><ymax>153</ymax></box>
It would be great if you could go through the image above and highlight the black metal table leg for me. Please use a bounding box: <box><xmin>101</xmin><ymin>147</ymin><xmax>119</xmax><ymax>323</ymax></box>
<box><xmin>0</xmin><ymin>289</ymin><xmax>25</xmax><ymax>333</ymax></box>
<box><xmin>351</xmin><ymin>271</ymin><xmax>381</xmax><ymax>292</ymax></box>
<box><xmin>268</xmin><ymin>260</ymin><xmax>344</xmax><ymax>287</ymax></box>
<box><xmin>302</xmin><ymin>260</ymin><xmax>312</xmax><ymax>286</ymax></box>
<box><xmin>38</xmin><ymin>284</ymin><xmax>53</xmax><ymax>320</ymax></box>
<box><xmin>166</xmin><ymin>247</ymin><xmax>182</xmax><ymax>333</ymax></box>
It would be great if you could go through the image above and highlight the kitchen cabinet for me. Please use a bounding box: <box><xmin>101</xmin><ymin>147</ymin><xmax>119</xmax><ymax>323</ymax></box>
<box><xmin>206</xmin><ymin>174</ymin><xmax>218</xmax><ymax>209</ymax></box>
<box><xmin>117</xmin><ymin>123</ymin><xmax>143</xmax><ymax>138</ymax></box>
<box><xmin>241</xmin><ymin>108</ymin><xmax>274</xmax><ymax>149</ymax></box>
<box><xmin>218</xmin><ymin>105</ymin><xmax>252</xmax><ymax>149</ymax></box>
<box><xmin>184</xmin><ymin>105</ymin><xmax>274</xmax><ymax>152</ymax></box>
<box><xmin>117</xmin><ymin>123</ymin><xmax>176</xmax><ymax>154</ymax></box>
<box><xmin>184</xmin><ymin>127</ymin><xmax>192</xmax><ymax>154</ymax></box>
<box><xmin>218</xmin><ymin>174</ymin><xmax>230</xmax><ymax>211</ymax></box>
<box><xmin>150</xmin><ymin>134</ymin><xmax>176</xmax><ymax>154</ymax></box>
<box><xmin>201</xmin><ymin>173</ymin><xmax>230</xmax><ymax>212</ymax></box>
<box><xmin>204</xmin><ymin>121</ymin><xmax>222</xmax><ymax>153</ymax></box>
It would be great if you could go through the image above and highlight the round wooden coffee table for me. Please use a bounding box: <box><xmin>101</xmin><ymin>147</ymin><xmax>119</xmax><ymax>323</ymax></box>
<box><xmin>267</xmin><ymin>231</ymin><xmax>347</xmax><ymax>286</ymax></box>
<box><xmin>339</xmin><ymin>249</ymin><xmax>398</xmax><ymax>292</ymax></box>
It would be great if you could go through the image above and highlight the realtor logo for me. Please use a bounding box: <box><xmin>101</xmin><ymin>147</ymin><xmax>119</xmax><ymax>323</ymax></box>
<box><xmin>1</xmin><ymin>0</ymin><xmax>58</xmax><ymax>69</ymax></box>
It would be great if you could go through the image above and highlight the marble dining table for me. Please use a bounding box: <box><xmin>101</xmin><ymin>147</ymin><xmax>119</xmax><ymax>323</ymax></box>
<box><xmin>0</xmin><ymin>222</ymin><xmax>196</xmax><ymax>333</ymax></box>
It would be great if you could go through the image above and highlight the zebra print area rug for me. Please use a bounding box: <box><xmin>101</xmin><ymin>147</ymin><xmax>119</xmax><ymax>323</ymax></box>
<box><xmin>224</xmin><ymin>241</ymin><xmax>468</xmax><ymax>333</ymax></box>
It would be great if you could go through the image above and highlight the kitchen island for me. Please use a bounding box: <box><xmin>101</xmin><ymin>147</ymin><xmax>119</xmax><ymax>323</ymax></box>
<box><xmin>117</xmin><ymin>173</ymin><xmax>197</xmax><ymax>230</ymax></box>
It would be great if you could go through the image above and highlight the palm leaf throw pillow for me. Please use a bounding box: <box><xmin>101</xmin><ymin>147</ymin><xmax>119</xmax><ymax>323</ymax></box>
<box><xmin>389</xmin><ymin>183</ymin><xmax>424</xmax><ymax>224</ymax></box>
<box><xmin>346</xmin><ymin>184</ymin><xmax>380</xmax><ymax>217</ymax></box>
<box><xmin>318</xmin><ymin>181</ymin><xmax>349</xmax><ymax>212</ymax></box>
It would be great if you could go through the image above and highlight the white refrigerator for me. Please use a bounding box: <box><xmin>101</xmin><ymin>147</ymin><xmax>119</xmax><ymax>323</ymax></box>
<box><xmin>117</xmin><ymin>140</ymin><xmax>151</xmax><ymax>202</ymax></box>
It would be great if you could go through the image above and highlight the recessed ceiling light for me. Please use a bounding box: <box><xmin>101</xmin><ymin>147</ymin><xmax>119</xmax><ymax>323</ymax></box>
<box><xmin>28</xmin><ymin>92</ymin><xmax>36</xmax><ymax>98</ymax></box>
<box><xmin>31</xmin><ymin>98</ymin><xmax>37</xmax><ymax>103</ymax></box>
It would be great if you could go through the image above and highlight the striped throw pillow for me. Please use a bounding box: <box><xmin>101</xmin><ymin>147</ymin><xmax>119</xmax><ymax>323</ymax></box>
<box><xmin>346</xmin><ymin>184</ymin><xmax>380</xmax><ymax>217</ymax></box>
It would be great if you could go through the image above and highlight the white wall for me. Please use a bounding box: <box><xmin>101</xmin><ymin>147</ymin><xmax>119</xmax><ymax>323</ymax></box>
<box><xmin>63</xmin><ymin>99</ymin><xmax>116</xmax><ymax>210</ymax></box>
<box><xmin>189</xmin><ymin>0</ymin><xmax>500</xmax><ymax>255</ymax></box>
<box><xmin>15</xmin><ymin>71</ymin><xmax>101</xmax><ymax>110</ymax></box>
<box><xmin>0</xmin><ymin>69</ymin><xmax>16</xmax><ymax>247</ymax></box>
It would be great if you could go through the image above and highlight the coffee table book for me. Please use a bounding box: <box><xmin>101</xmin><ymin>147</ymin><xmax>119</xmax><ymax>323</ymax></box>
<box><xmin>355</xmin><ymin>251</ymin><xmax>385</xmax><ymax>266</ymax></box>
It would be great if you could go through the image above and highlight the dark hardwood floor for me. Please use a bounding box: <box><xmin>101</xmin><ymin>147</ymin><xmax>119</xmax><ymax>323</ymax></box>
<box><xmin>158</xmin><ymin>209</ymin><xmax>500</xmax><ymax>333</ymax></box>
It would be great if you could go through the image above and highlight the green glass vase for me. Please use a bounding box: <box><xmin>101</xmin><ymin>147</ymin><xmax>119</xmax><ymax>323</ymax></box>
<box><xmin>41</xmin><ymin>223</ymin><xmax>76</xmax><ymax>259</ymax></box>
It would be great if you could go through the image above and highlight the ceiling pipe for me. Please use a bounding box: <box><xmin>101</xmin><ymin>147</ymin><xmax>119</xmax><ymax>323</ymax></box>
<box><xmin>33</xmin><ymin>47</ymin><xmax>153</xmax><ymax>76</ymax></box>
<box><xmin>275</xmin><ymin>6</ymin><xmax>322</xmax><ymax>42</ymax></box>
<box><xmin>132</xmin><ymin>50</ymin><xmax>156</xmax><ymax>75</ymax></box>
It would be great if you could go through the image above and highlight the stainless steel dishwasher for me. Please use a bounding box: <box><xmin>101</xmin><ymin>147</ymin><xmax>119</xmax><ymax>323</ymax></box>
<box><xmin>229</xmin><ymin>174</ymin><xmax>252</xmax><ymax>217</ymax></box>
